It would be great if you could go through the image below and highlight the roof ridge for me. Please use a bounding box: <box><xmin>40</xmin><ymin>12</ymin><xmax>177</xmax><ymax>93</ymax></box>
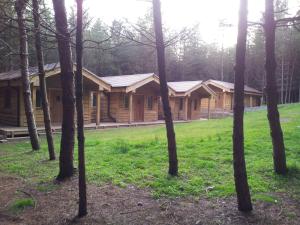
<box><xmin>100</xmin><ymin>73</ymin><xmax>154</xmax><ymax>78</ymax></box>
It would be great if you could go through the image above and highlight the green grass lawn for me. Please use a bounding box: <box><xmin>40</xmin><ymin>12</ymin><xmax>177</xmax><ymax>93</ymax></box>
<box><xmin>1</xmin><ymin>104</ymin><xmax>299</xmax><ymax>200</ymax></box>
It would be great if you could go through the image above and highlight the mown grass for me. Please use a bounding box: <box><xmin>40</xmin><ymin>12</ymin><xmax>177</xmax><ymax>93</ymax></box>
<box><xmin>0</xmin><ymin>104</ymin><xmax>299</xmax><ymax>199</ymax></box>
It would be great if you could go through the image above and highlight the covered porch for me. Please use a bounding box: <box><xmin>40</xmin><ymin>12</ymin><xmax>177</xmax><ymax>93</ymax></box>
<box><xmin>167</xmin><ymin>81</ymin><xmax>216</xmax><ymax>121</ymax></box>
<box><xmin>0</xmin><ymin>120</ymin><xmax>191</xmax><ymax>140</ymax></box>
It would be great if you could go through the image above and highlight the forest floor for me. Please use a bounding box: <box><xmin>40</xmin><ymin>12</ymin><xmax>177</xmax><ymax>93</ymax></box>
<box><xmin>0</xmin><ymin>103</ymin><xmax>299</xmax><ymax>224</ymax></box>
<box><xmin>0</xmin><ymin>172</ymin><xmax>300</xmax><ymax>225</ymax></box>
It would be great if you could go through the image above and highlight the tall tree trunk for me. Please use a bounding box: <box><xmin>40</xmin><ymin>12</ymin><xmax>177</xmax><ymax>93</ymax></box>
<box><xmin>280</xmin><ymin>56</ymin><xmax>284</xmax><ymax>104</ymax></box>
<box><xmin>52</xmin><ymin>0</ymin><xmax>75</xmax><ymax>180</ymax></box>
<box><xmin>288</xmin><ymin>58</ymin><xmax>295</xmax><ymax>103</ymax></box>
<box><xmin>284</xmin><ymin>66</ymin><xmax>289</xmax><ymax>104</ymax></box>
<box><xmin>152</xmin><ymin>0</ymin><xmax>178</xmax><ymax>176</ymax></box>
<box><xmin>32</xmin><ymin>0</ymin><xmax>55</xmax><ymax>160</ymax></box>
<box><xmin>233</xmin><ymin>0</ymin><xmax>253</xmax><ymax>212</ymax></box>
<box><xmin>15</xmin><ymin>0</ymin><xmax>40</xmax><ymax>150</ymax></box>
<box><xmin>264</xmin><ymin>0</ymin><xmax>287</xmax><ymax>174</ymax></box>
<box><xmin>76</xmin><ymin>0</ymin><xmax>87</xmax><ymax>217</ymax></box>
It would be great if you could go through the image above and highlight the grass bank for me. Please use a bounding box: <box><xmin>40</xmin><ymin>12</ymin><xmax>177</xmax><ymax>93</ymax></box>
<box><xmin>0</xmin><ymin>104</ymin><xmax>299</xmax><ymax>199</ymax></box>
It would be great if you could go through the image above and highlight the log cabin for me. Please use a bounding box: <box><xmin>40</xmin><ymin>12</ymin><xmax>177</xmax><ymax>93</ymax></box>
<box><xmin>204</xmin><ymin>79</ymin><xmax>263</xmax><ymax>111</ymax></box>
<box><xmin>0</xmin><ymin>63</ymin><xmax>110</xmax><ymax>127</ymax></box>
<box><xmin>159</xmin><ymin>81</ymin><xmax>216</xmax><ymax>120</ymax></box>
<box><xmin>99</xmin><ymin>73</ymin><xmax>163</xmax><ymax>123</ymax></box>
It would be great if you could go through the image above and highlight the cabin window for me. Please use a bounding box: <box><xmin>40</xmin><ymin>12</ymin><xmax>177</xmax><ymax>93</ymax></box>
<box><xmin>179</xmin><ymin>98</ymin><xmax>184</xmax><ymax>110</ymax></box>
<box><xmin>36</xmin><ymin>89</ymin><xmax>42</xmax><ymax>108</ymax></box>
<box><xmin>193</xmin><ymin>99</ymin><xmax>197</xmax><ymax>110</ymax></box>
<box><xmin>122</xmin><ymin>94</ymin><xmax>129</xmax><ymax>109</ymax></box>
<box><xmin>92</xmin><ymin>93</ymin><xmax>97</xmax><ymax>107</ymax></box>
<box><xmin>4</xmin><ymin>89</ymin><xmax>11</xmax><ymax>108</ymax></box>
<box><xmin>147</xmin><ymin>96</ymin><xmax>153</xmax><ymax>110</ymax></box>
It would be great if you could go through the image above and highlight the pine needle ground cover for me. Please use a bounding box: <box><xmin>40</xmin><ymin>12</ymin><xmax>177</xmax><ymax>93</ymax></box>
<box><xmin>1</xmin><ymin>104</ymin><xmax>299</xmax><ymax>200</ymax></box>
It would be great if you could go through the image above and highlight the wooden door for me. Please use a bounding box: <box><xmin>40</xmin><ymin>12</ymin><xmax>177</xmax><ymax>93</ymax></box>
<box><xmin>133</xmin><ymin>95</ymin><xmax>144</xmax><ymax>122</ymax></box>
<box><xmin>49</xmin><ymin>89</ymin><xmax>63</xmax><ymax>124</ymax></box>
<box><xmin>215</xmin><ymin>93</ymin><xmax>223</xmax><ymax>109</ymax></box>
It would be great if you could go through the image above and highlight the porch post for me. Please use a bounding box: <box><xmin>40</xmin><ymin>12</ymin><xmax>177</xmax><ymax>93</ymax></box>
<box><xmin>208</xmin><ymin>97</ymin><xmax>211</xmax><ymax>120</ymax></box>
<box><xmin>250</xmin><ymin>95</ymin><xmax>253</xmax><ymax>107</ymax></box>
<box><xmin>183</xmin><ymin>96</ymin><xmax>188</xmax><ymax>121</ymax></box>
<box><xmin>222</xmin><ymin>91</ymin><xmax>226</xmax><ymax>117</ymax></box>
<box><xmin>223</xmin><ymin>92</ymin><xmax>226</xmax><ymax>111</ymax></box>
<box><xmin>96</xmin><ymin>91</ymin><xmax>101</xmax><ymax>125</ymax></box>
<box><xmin>129</xmin><ymin>92</ymin><xmax>134</xmax><ymax>123</ymax></box>
<box><xmin>19</xmin><ymin>86</ymin><xmax>24</xmax><ymax>126</ymax></box>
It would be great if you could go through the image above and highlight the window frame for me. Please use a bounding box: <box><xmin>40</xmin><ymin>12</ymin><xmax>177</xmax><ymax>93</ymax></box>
<box><xmin>179</xmin><ymin>98</ymin><xmax>184</xmax><ymax>110</ymax></box>
<box><xmin>193</xmin><ymin>99</ymin><xmax>197</xmax><ymax>110</ymax></box>
<box><xmin>92</xmin><ymin>92</ymin><xmax>97</xmax><ymax>107</ymax></box>
<box><xmin>35</xmin><ymin>89</ymin><xmax>42</xmax><ymax>108</ymax></box>
<box><xmin>122</xmin><ymin>94</ymin><xmax>129</xmax><ymax>109</ymax></box>
<box><xmin>147</xmin><ymin>96</ymin><xmax>153</xmax><ymax>110</ymax></box>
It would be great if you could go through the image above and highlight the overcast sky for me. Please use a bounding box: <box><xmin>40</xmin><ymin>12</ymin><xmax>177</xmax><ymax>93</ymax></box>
<box><xmin>61</xmin><ymin>0</ymin><xmax>300</xmax><ymax>46</ymax></box>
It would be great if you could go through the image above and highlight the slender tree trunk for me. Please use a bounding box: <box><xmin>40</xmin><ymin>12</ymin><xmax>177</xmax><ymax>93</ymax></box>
<box><xmin>76</xmin><ymin>0</ymin><xmax>87</xmax><ymax>217</ymax></box>
<box><xmin>284</xmin><ymin>66</ymin><xmax>289</xmax><ymax>104</ymax></box>
<box><xmin>288</xmin><ymin>59</ymin><xmax>295</xmax><ymax>103</ymax></box>
<box><xmin>15</xmin><ymin>0</ymin><xmax>40</xmax><ymax>150</ymax></box>
<box><xmin>152</xmin><ymin>0</ymin><xmax>178</xmax><ymax>176</ymax></box>
<box><xmin>264</xmin><ymin>0</ymin><xmax>287</xmax><ymax>174</ymax></box>
<box><xmin>280</xmin><ymin>56</ymin><xmax>284</xmax><ymax>104</ymax></box>
<box><xmin>32</xmin><ymin>0</ymin><xmax>55</xmax><ymax>160</ymax></box>
<box><xmin>233</xmin><ymin>0</ymin><xmax>252</xmax><ymax>212</ymax></box>
<box><xmin>52</xmin><ymin>0</ymin><xmax>75</xmax><ymax>180</ymax></box>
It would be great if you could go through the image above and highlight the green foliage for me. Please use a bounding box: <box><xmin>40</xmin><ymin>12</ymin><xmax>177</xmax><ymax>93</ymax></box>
<box><xmin>112</xmin><ymin>139</ymin><xmax>130</xmax><ymax>154</ymax></box>
<box><xmin>0</xmin><ymin>104</ymin><xmax>299</xmax><ymax>199</ymax></box>
<box><xmin>10</xmin><ymin>198</ymin><xmax>35</xmax><ymax>212</ymax></box>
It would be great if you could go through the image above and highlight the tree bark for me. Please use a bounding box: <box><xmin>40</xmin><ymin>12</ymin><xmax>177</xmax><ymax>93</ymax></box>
<box><xmin>233</xmin><ymin>0</ymin><xmax>253</xmax><ymax>212</ymax></box>
<box><xmin>264</xmin><ymin>0</ymin><xmax>287</xmax><ymax>174</ymax></box>
<box><xmin>32</xmin><ymin>0</ymin><xmax>55</xmax><ymax>160</ymax></box>
<box><xmin>52</xmin><ymin>0</ymin><xmax>75</xmax><ymax>180</ymax></box>
<box><xmin>152</xmin><ymin>0</ymin><xmax>178</xmax><ymax>176</ymax></box>
<box><xmin>15</xmin><ymin>0</ymin><xmax>40</xmax><ymax>151</ymax></box>
<box><xmin>76</xmin><ymin>0</ymin><xmax>87</xmax><ymax>217</ymax></box>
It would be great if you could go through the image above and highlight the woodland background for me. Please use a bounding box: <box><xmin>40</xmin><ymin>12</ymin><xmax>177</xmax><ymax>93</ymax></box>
<box><xmin>1</xmin><ymin>0</ymin><xmax>299</xmax><ymax>103</ymax></box>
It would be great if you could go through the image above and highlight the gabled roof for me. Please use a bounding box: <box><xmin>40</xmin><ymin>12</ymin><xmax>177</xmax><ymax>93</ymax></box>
<box><xmin>168</xmin><ymin>81</ymin><xmax>202</xmax><ymax>93</ymax></box>
<box><xmin>0</xmin><ymin>63</ymin><xmax>111</xmax><ymax>91</ymax></box>
<box><xmin>99</xmin><ymin>73</ymin><xmax>161</xmax><ymax>93</ymax></box>
<box><xmin>205</xmin><ymin>79</ymin><xmax>262</xmax><ymax>95</ymax></box>
<box><xmin>167</xmin><ymin>80</ymin><xmax>216</xmax><ymax>97</ymax></box>
<box><xmin>0</xmin><ymin>63</ymin><xmax>60</xmax><ymax>81</ymax></box>
<box><xmin>100</xmin><ymin>73</ymin><xmax>154</xmax><ymax>87</ymax></box>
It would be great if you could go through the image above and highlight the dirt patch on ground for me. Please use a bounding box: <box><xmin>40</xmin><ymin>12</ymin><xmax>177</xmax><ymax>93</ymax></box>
<box><xmin>0</xmin><ymin>173</ymin><xmax>299</xmax><ymax>225</ymax></box>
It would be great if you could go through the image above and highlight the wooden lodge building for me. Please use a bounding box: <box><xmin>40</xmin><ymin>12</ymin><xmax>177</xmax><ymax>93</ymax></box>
<box><xmin>204</xmin><ymin>79</ymin><xmax>263</xmax><ymax>111</ymax></box>
<box><xmin>166</xmin><ymin>81</ymin><xmax>216</xmax><ymax>120</ymax></box>
<box><xmin>0</xmin><ymin>63</ymin><xmax>110</xmax><ymax>127</ymax></box>
<box><xmin>0</xmin><ymin>63</ymin><xmax>263</xmax><ymax>129</ymax></box>
<box><xmin>99</xmin><ymin>73</ymin><xmax>161</xmax><ymax>123</ymax></box>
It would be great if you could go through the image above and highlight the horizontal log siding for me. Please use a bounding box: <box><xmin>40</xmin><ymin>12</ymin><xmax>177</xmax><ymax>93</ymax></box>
<box><xmin>21</xmin><ymin>89</ymin><xmax>92</xmax><ymax>127</ymax></box>
<box><xmin>143</xmin><ymin>98</ymin><xmax>158</xmax><ymax>121</ymax></box>
<box><xmin>200</xmin><ymin>97</ymin><xmax>216</xmax><ymax>111</ymax></box>
<box><xmin>140</xmin><ymin>90</ymin><xmax>158</xmax><ymax>122</ymax></box>
<box><xmin>0</xmin><ymin>87</ymin><xmax>19</xmax><ymax>126</ymax></box>
<box><xmin>108</xmin><ymin>93</ymin><xmax>129</xmax><ymax>123</ymax></box>
<box><xmin>100</xmin><ymin>93</ymin><xmax>111</xmax><ymax>122</ymax></box>
<box><xmin>170</xmin><ymin>97</ymin><xmax>185</xmax><ymax>120</ymax></box>
<box><xmin>224</xmin><ymin>93</ymin><xmax>233</xmax><ymax>111</ymax></box>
